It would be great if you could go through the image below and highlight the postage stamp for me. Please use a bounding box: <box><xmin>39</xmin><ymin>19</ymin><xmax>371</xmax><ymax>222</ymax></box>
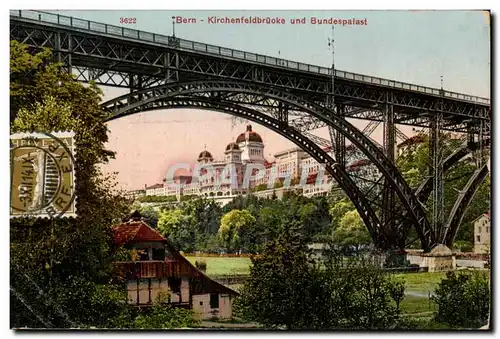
<box><xmin>10</xmin><ymin>131</ymin><xmax>77</xmax><ymax>218</ymax></box>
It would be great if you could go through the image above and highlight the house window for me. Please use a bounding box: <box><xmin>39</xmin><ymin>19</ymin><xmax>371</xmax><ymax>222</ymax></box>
<box><xmin>210</xmin><ymin>293</ymin><xmax>219</xmax><ymax>309</ymax></box>
<box><xmin>200</xmin><ymin>301</ymin><xmax>203</xmax><ymax>306</ymax></box>
<box><xmin>152</xmin><ymin>248</ymin><xmax>165</xmax><ymax>261</ymax></box>
<box><xmin>477</xmin><ymin>235</ymin><xmax>481</xmax><ymax>242</ymax></box>
<box><xmin>486</xmin><ymin>227</ymin><xmax>490</xmax><ymax>233</ymax></box>
<box><xmin>168</xmin><ymin>277</ymin><xmax>181</xmax><ymax>293</ymax></box>
<box><xmin>479</xmin><ymin>226</ymin><xmax>482</xmax><ymax>233</ymax></box>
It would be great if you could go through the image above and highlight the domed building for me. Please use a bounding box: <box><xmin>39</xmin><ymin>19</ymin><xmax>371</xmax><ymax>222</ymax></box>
<box><xmin>144</xmin><ymin>123</ymin><xmax>375</xmax><ymax>203</ymax></box>
<box><xmin>197</xmin><ymin>150</ymin><xmax>214</xmax><ymax>163</ymax></box>
<box><xmin>236</xmin><ymin>125</ymin><xmax>265</xmax><ymax>165</ymax></box>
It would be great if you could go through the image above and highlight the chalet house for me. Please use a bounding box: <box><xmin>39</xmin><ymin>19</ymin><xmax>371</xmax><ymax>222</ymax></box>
<box><xmin>112</xmin><ymin>211</ymin><xmax>238</xmax><ymax>320</ymax></box>
<box><xmin>473</xmin><ymin>213</ymin><xmax>490</xmax><ymax>254</ymax></box>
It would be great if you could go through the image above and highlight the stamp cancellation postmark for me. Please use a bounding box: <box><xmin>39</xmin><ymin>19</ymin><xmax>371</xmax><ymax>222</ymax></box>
<box><xmin>10</xmin><ymin>132</ymin><xmax>77</xmax><ymax>218</ymax></box>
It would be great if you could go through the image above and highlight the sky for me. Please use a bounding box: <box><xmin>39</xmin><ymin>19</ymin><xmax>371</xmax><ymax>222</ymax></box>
<box><xmin>46</xmin><ymin>10</ymin><xmax>491</xmax><ymax>190</ymax></box>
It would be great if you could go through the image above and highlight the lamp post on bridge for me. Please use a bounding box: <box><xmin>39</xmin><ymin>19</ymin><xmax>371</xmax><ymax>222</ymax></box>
<box><xmin>171</xmin><ymin>16</ymin><xmax>176</xmax><ymax>37</ymax></box>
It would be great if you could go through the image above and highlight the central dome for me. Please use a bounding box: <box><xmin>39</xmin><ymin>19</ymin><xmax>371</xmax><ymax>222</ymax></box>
<box><xmin>236</xmin><ymin>124</ymin><xmax>263</xmax><ymax>143</ymax></box>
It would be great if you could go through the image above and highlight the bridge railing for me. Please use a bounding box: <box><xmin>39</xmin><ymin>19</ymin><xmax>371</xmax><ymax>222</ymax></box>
<box><xmin>10</xmin><ymin>9</ymin><xmax>490</xmax><ymax>106</ymax></box>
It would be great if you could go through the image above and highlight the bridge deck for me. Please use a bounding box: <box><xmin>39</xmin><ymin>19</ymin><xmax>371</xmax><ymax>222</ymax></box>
<box><xmin>10</xmin><ymin>10</ymin><xmax>490</xmax><ymax>106</ymax></box>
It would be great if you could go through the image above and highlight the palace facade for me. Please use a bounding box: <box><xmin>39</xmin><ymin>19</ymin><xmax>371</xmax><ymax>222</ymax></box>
<box><xmin>136</xmin><ymin>124</ymin><xmax>379</xmax><ymax>202</ymax></box>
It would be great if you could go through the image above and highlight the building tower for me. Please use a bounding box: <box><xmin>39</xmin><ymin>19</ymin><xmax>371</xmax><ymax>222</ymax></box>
<box><xmin>236</xmin><ymin>125</ymin><xmax>265</xmax><ymax>165</ymax></box>
<box><xmin>197</xmin><ymin>149</ymin><xmax>214</xmax><ymax>190</ymax></box>
<box><xmin>224</xmin><ymin>142</ymin><xmax>244</xmax><ymax>193</ymax></box>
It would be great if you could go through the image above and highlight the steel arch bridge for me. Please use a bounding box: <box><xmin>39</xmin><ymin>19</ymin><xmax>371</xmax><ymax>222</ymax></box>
<box><xmin>10</xmin><ymin>10</ymin><xmax>492</xmax><ymax>252</ymax></box>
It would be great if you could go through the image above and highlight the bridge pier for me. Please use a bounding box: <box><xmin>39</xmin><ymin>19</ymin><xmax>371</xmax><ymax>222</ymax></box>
<box><xmin>421</xmin><ymin>244</ymin><xmax>456</xmax><ymax>272</ymax></box>
<box><xmin>430</xmin><ymin>111</ymin><xmax>445</xmax><ymax>243</ymax></box>
<box><xmin>382</xmin><ymin>93</ymin><xmax>396</xmax><ymax>243</ymax></box>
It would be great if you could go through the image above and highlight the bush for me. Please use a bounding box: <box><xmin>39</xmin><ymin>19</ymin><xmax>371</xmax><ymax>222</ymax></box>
<box><xmin>236</xmin><ymin>228</ymin><xmax>406</xmax><ymax>330</ymax></box>
<box><xmin>432</xmin><ymin>270</ymin><xmax>490</xmax><ymax>328</ymax></box>
<box><xmin>396</xmin><ymin>316</ymin><xmax>452</xmax><ymax>330</ymax></box>
<box><xmin>195</xmin><ymin>260</ymin><xmax>207</xmax><ymax>272</ymax></box>
<box><xmin>453</xmin><ymin>240</ymin><xmax>473</xmax><ymax>252</ymax></box>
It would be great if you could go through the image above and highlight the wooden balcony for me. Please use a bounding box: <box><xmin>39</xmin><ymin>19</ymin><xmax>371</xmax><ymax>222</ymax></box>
<box><xmin>115</xmin><ymin>260</ymin><xmax>193</xmax><ymax>279</ymax></box>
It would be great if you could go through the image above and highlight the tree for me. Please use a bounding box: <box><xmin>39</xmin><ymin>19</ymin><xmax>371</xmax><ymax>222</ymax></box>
<box><xmin>155</xmin><ymin>197</ymin><xmax>223</xmax><ymax>252</ymax></box>
<box><xmin>432</xmin><ymin>270</ymin><xmax>490</xmax><ymax>328</ymax></box>
<box><xmin>157</xmin><ymin>208</ymin><xmax>196</xmax><ymax>251</ymax></box>
<box><xmin>138</xmin><ymin>205</ymin><xmax>159</xmax><ymax>228</ymax></box>
<box><xmin>10</xmin><ymin>41</ymin><xmax>129</xmax><ymax>328</ymax></box>
<box><xmin>236</xmin><ymin>223</ymin><xmax>405</xmax><ymax>330</ymax></box>
<box><xmin>329</xmin><ymin>198</ymin><xmax>354</xmax><ymax>227</ymax></box>
<box><xmin>332</xmin><ymin>210</ymin><xmax>372</xmax><ymax>254</ymax></box>
<box><xmin>297</xmin><ymin>197</ymin><xmax>331</xmax><ymax>240</ymax></box>
<box><xmin>235</xmin><ymin>222</ymin><xmax>333</xmax><ymax>329</ymax></box>
<box><xmin>218</xmin><ymin>209</ymin><xmax>256</xmax><ymax>253</ymax></box>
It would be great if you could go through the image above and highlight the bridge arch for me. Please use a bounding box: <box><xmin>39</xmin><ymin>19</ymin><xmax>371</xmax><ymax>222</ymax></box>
<box><xmin>102</xmin><ymin>79</ymin><xmax>432</xmax><ymax>251</ymax></box>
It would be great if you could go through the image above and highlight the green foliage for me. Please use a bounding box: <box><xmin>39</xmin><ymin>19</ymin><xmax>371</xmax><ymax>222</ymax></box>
<box><xmin>235</xmin><ymin>223</ymin><xmax>327</xmax><ymax>329</ymax></box>
<box><xmin>132</xmin><ymin>303</ymin><xmax>200</xmax><ymax>329</ymax></box>
<box><xmin>395</xmin><ymin>132</ymin><xmax>491</xmax><ymax>246</ymax></box>
<box><xmin>10</xmin><ymin>41</ymin><xmax>129</xmax><ymax>328</ymax></box>
<box><xmin>236</xmin><ymin>224</ymin><xmax>405</xmax><ymax>330</ymax></box>
<box><xmin>106</xmin><ymin>294</ymin><xmax>200</xmax><ymax>329</ymax></box>
<box><xmin>273</xmin><ymin>180</ymin><xmax>284</xmax><ymax>189</ymax></box>
<box><xmin>157</xmin><ymin>208</ymin><xmax>196</xmax><ymax>251</ymax></box>
<box><xmin>218</xmin><ymin>209</ymin><xmax>256</xmax><ymax>253</ymax></box>
<box><xmin>195</xmin><ymin>259</ymin><xmax>207</xmax><ymax>272</ymax></box>
<box><xmin>137</xmin><ymin>195</ymin><xmax>178</xmax><ymax>203</ymax></box>
<box><xmin>453</xmin><ymin>240</ymin><xmax>473</xmax><ymax>252</ymax></box>
<box><xmin>387</xmin><ymin>278</ymin><xmax>406</xmax><ymax>313</ymax></box>
<box><xmin>156</xmin><ymin>197</ymin><xmax>223</xmax><ymax>252</ymax></box>
<box><xmin>138</xmin><ymin>205</ymin><xmax>160</xmax><ymax>228</ymax></box>
<box><xmin>432</xmin><ymin>270</ymin><xmax>490</xmax><ymax>328</ymax></box>
<box><xmin>396</xmin><ymin>316</ymin><xmax>453</xmax><ymax>330</ymax></box>
<box><xmin>332</xmin><ymin>210</ymin><xmax>372</xmax><ymax>253</ymax></box>
<box><xmin>329</xmin><ymin>198</ymin><xmax>354</xmax><ymax>227</ymax></box>
<box><xmin>152</xmin><ymin>193</ymin><xmax>333</xmax><ymax>254</ymax></box>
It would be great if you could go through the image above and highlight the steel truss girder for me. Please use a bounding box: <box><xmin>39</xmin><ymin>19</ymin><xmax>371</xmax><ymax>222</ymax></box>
<box><xmin>443</xmin><ymin>164</ymin><xmax>489</xmax><ymax>247</ymax></box>
<box><xmin>382</xmin><ymin>97</ymin><xmax>398</xmax><ymax>244</ymax></box>
<box><xmin>396</xmin><ymin>138</ymin><xmax>490</xmax><ymax>244</ymax></box>
<box><xmin>101</xmin><ymin>79</ymin><xmax>433</xmax><ymax>251</ymax></box>
<box><xmin>416</xmin><ymin>139</ymin><xmax>491</xmax><ymax>202</ymax></box>
<box><xmin>10</xmin><ymin>18</ymin><xmax>490</xmax><ymax>134</ymax></box>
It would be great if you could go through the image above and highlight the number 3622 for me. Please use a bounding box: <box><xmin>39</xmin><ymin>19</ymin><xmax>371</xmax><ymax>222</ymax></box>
<box><xmin>120</xmin><ymin>17</ymin><xmax>136</xmax><ymax>24</ymax></box>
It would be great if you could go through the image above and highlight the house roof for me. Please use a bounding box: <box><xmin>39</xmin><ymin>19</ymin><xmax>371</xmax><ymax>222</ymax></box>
<box><xmin>112</xmin><ymin>211</ymin><xmax>166</xmax><ymax>246</ymax></box>
<box><xmin>472</xmin><ymin>212</ymin><xmax>490</xmax><ymax>223</ymax></box>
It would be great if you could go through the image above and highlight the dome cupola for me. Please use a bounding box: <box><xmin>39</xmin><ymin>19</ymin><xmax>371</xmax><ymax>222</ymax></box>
<box><xmin>236</xmin><ymin>124</ymin><xmax>263</xmax><ymax>143</ymax></box>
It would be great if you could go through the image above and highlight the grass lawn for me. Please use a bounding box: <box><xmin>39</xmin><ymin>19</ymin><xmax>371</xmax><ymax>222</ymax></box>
<box><xmin>393</xmin><ymin>272</ymin><xmax>447</xmax><ymax>293</ymax></box>
<box><xmin>400</xmin><ymin>295</ymin><xmax>436</xmax><ymax>315</ymax></box>
<box><xmin>185</xmin><ymin>256</ymin><xmax>252</xmax><ymax>277</ymax></box>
